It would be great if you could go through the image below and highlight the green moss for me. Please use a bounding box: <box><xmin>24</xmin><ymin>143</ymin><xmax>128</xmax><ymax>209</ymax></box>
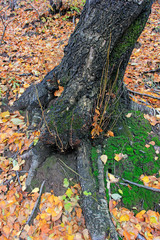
<box><xmin>48</xmin><ymin>107</ymin><xmax>83</xmax><ymax>135</ymax></box>
<box><xmin>92</xmin><ymin>110</ymin><xmax>160</xmax><ymax>211</ymax></box>
<box><xmin>29</xmin><ymin>178</ymin><xmax>40</xmax><ymax>192</ymax></box>
<box><xmin>60</xmin><ymin>74</ymin><xmax>70</xmax><ymax>86</ymax></box>
<box><xmin>112</xmin><ymin>12</ymin><xmax>148</xmax><ymax>60</ymax></box>
<box><xmin>151</xmin><ymin>136</ymin><xmax>160</xmax><ymax>146</ymax></box>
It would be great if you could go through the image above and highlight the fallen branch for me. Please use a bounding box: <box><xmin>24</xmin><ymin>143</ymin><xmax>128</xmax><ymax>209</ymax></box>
<box><xmin>26</xmin><ymin>180</ymin><xmax>45</xmax><ymax>225</ymax></box>
<box><xmin>128</xmin><ymin>89</ymin><xmax>160</xmax><ymax>100</ymax></box>
<box><xmin>137</xmin><ymin>233</ymin><xmax>147</xmax><ymax>240</ymax></box>
<box><xmin>120</xmin><ymin>178</ymin><xmax>160</xmax><ymax>193</ymax></box>
<box><xmin>0</xmin><ymin>15</ymin><xmax>12</xmax><ymax>45</ymax></box>
<box><xmin>142</xmin><ymin>67</ymin><xmax>160</xmax><ymax>74</ymax></box>
<box><xmin>16</xmin><ymin>170</ymin><xmax>22</xmax><ymax>188</ymax></box>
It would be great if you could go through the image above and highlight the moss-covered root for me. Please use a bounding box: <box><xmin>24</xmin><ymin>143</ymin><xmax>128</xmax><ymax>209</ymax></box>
<box><xmin>77</xmin><ymin>140</ymin><xmax>118</xmax><ymax>240</ymax></box>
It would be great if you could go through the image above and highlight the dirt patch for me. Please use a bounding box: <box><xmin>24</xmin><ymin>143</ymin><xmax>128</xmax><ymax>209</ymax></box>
<box><xmin>28</xmin><ymin>150</ymin><xmax>78</xmax><ymax>196</ymax></box>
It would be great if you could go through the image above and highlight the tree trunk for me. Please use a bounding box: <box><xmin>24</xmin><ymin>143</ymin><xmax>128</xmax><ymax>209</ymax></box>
<box><xmin>9</xmin><ymin>0</ymin><xmax>18</xmax><ymax>11</ymax></box>
<box><xmin>49</xmin><ymin>0</ymin><xmax>62</xmax><ymax>14</ymax></box>
<box><xmin>13</xmin><ymin>0</ymin><xmax>153</xmax><ymax>239</ymax></box>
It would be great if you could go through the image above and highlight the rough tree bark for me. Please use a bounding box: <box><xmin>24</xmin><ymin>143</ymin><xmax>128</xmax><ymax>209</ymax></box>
<box><xmin>49</xmin><ymin>0</ymin><xmax>62</xmax><ymax>14</ymax></box>
<box><xmin>13</xmin><ymin>0</ymin><xmax>153</xmax><ymax>239</ymax></box>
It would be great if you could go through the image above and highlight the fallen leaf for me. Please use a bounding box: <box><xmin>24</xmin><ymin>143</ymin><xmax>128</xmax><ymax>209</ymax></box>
<box><xmin>114</xmin><ymin>153</ymin><xmax>127</xmax><ymax>161</ymax></box>
<box><xmin>111</xmin><ymin>193</ymin><xmax>122</xmax><ymax>201</ymax></box>
<box><xmin>149</xmin><ymin>141</ymin><xmax>155</xmax><ymax>146</ymax></box>
<box><xmin>100</xmin><ymin>155</ymin><xmax>108</xmax><ymax>164</ymax></box>
<box><xmin>1</xmin><ymin>111</ymin><xmax>10</xmax><ymax>118</ymax></box>
<box><xmin>136</xmin><ymin>210</ymin><xmax>146</xmax><ymax>220</ymax></box>
<box><xmin>54</xmin><ymin>86</ymin><xmax>64</xmax><ymax>97</ymax></box>
<box><xmin>11</xmin><ymin>118</ymin><xmax>24</xmax><ymax>125</ymax></box>
<box><xmin>141</xmin><ymin>175</ymin><xmax>150</xmax><ymax>183</ymax></box>
<box><xmin>108</xmin><ymin>173</ymin><xmax>119</xmax><ymax>183</ymax></box>
<box><xmin>82</xmin><ymin>229</ymin><xmax>90</xmax><ymax>240</ymax></box>
<box><xmin>126</xmin><ymin>113</ymin><xmax>132</xmax><ymax>118</ymax></box>
<box><xmin>106</xmin><ymin>130</ymin><xmax>114</xmax><ymax>137</ymax></box>
<box><xmin>145</xmin><ymin>144</ymin><xmax>150</xmax><ymax>148</ymax></box>
<box><xmin>12</xmin><ymin>164</ymin><xmax>20</xmax><ymax>171</ymax></box>
<box><xmin>120</xmin><ymin>214</ymin><xmax>130</xmax><ymax>222</ymax></box>
<box><xmin>32</xmin><ymin>188</ymin><xmax>39</xmax><ymax>193</ymax></box>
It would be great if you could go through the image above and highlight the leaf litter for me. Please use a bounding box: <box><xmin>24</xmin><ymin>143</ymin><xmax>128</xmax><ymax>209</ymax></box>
<box><xmin>0</xmin><ymin>0</ymin><xmax>160</xmax><ymax>239</ymax></box>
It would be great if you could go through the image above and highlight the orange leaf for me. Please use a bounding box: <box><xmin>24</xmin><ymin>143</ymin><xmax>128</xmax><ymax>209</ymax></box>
<box><xmin>123</xmin><ymin>230</ymin><xmax>131</xmax><ymax>240</ymax></box>
<box><xmin>54</xmin><ymin>86</ymin><xmax>64</xmax><ymax>97</ymax></box>
<box><xmin>149</xmin><ymin>141</ymin><xmax>155</xmax><ymax>146</ymax></box>
<box><xmin>3</xmin><ymin>225</ymin><xmax>11</xmax><ymax>238</ymax></box>
<box><xmin>75</xmin><ymin>207</ymin><xmax>82</xmax><ymax>218</ymax></box>
<box><xmin>136</xmin><ymin>210</ymin><xmax>146</xmax><ymax>221</ymax></box>
<box><xmin>145</xmin><ymin>144</ymin><xmax>150</xmax><ymax>148</ymax></box>
<box><xmin>95</xmin><ymin>108</ymin><xmax>100</xmax><ymax>115</ymax></box>
<box><xmin>106</xmin><ymin>130</ymin><xmax>114</xmax><ymax>137</ymax></box>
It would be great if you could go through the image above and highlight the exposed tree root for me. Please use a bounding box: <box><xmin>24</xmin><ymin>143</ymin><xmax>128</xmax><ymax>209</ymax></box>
<box><xmin>77</xmin><ymin>140</ymin><xmax>118</xmax><ymax>240</ymax></box>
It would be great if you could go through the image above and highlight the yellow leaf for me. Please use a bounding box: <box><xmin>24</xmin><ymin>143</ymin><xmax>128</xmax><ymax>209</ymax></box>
<box><xmin>150</xmin><ymin>216</ymin><xmax>158</xmax><ymax>224</ymax></box>
<box><xmin>22</xmin><ymin>185</ymin><xmax>26</xmax><ymax>191</ymax></box>
<box><xmin>141</xmin><ymin>176</ymin><xmax>149</xmax><ymax>183</ymax></box>
<box><xmin>1</xmin><ymin>111</ymin><xmax>10</xmax><ymax>118</ymax></box>
<box><xmin>108</xmin><ymin>173</ymin><xmax>119</xmax><ymax>183</ymax></box>
<box><xmin>114</xmin><ymin>153</ymin><xmax>125</xmax><ymax>161</ymax></box>
<box><xmin>118</xmin><ymin>189</ymin><xmax>123</xmax><ymax>195</ymax></box>
<box><xmin>119</xmin><ymin>214</ymin><xmax>130</xmax><ymax>222</ymax></box>
<box><xmin>68</xmin><ymin>236</ymin><xmax>74</xmax><ymax>240</ymax></box>
<box><xmin>40</xmin><ymin>213</ymin><xmax>48</xmax><ymax>219</ymax></box>
<box><xmin>46</xmin><ymin>207</ymin><xmax>53</xmax><ymax>214</ymax></box>
<box><xmin>126</xmin><ymin>113</ymin><xmax>132</xmax><ymax>118</ymax></box>
<box><xmin>31</xmin><ymin>187</ymin><xmax>39</xmax><ymax>193</ymax></box>
<box><xmin>135</xmin><ymin>224</ymin><xmax>141</xmax><ymax>231</ymax></box>
<box><xmin>23</xmin><ymin>83</ymin><xmax>30</xmax><ymax>88</ymax></box>
<box><xmin>100</xmin><ymin>155</ymin><xmax>108</xmax><ymax>164</ymax></box>
<box><xmin>12</xmin><ymin>164</ymin><xmax>20</xmax><ymax>171</ymax></box>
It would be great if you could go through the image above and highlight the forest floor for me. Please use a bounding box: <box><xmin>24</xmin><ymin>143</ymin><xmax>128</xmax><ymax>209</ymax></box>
<box><xmin>0</xmin><ymin>0</ymin><xmax>160</xmax><ymax>239</ymax></box>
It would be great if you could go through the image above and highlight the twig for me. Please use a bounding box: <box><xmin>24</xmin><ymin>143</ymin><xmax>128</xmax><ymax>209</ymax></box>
<box><xmin>26</xmin><ymin>180</ymin><xmax>45</xmax><ymax>225</ymax></box>
<box><xmin>129</xmin><ymin>93</ymin><xmax>150</xmax><ymax>106</ymax></box>
<box><xmin>27</xmin><ymin>1</ymin><xmax>40</xmax><ymax>19</ymax></box>
<box><xmin>34</xmin><ymin>85</ymin><xmax>64</xmax><ymax>151</ymax></box>
<box><xmin>128</xmin><ymin>89</ymin><xmax>160</xmax><ymax>100</ymax></box>
<box><xmin>121</xmin><ymin>178</ymin><xmax>160</xmax><ymax>193</ymax></box>
<box><xmin>19</xmin><ymin>73</ymin><xmax>33</xmax><ymax>77</ymax></box>
<box><xmin>142</xmin><ymin>67</ymin><xmax>160</xmax><ymax>74</ymax></box>
<box><xmin>16</xmin><ymin>171</ymin><xmax>22</xmax><ymax>188</ymax></box>
<box><xmin>58</xmin><ymin>158</ymin><xmax>87</xmax><ymax>180</ymax></box>
<box><xmin>0</xmin><ymin>15</ymin><xmax>12</xmax><ymax>45</ymax></box>
<box><xmin>137</xmin><ymin>233</ymin><xmax>146</xmax><ymax>240</ymax></box>
<box><xmin>0</xmin><ymin>176</ymin><xmax>16</xmax><ymax>186</ymax></box>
